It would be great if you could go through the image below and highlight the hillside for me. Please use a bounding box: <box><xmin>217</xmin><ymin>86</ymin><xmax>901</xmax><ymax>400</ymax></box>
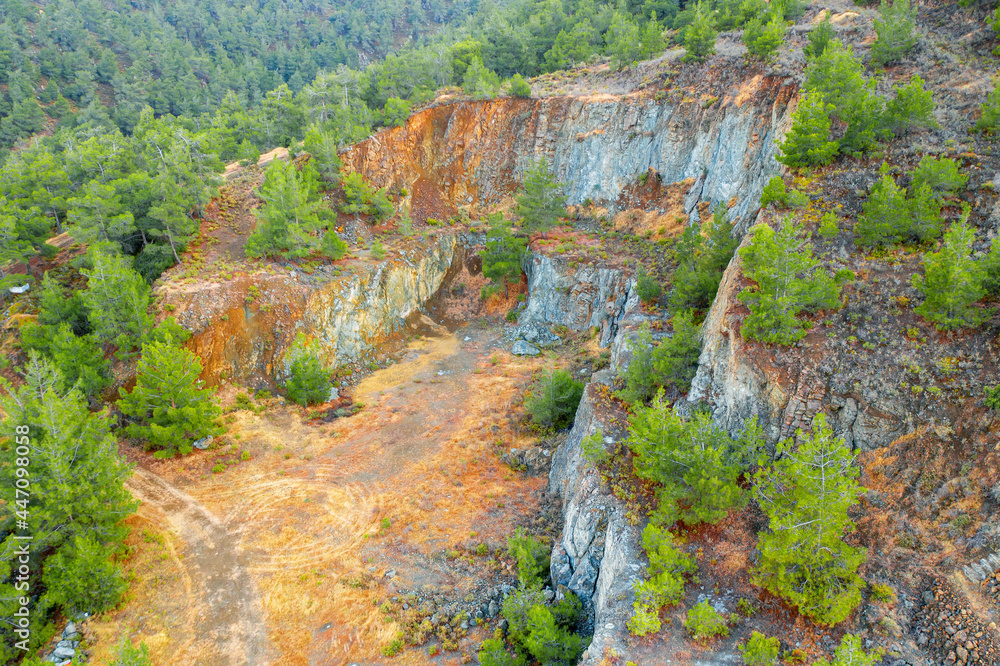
<box><xmin>2</xmin><ymin>0</ymin><xmax>1000</xmax><ymax>665</ymax></box>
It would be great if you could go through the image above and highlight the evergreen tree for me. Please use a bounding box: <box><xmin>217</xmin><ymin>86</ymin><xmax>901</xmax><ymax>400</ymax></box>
<box><xmin>856</xmin><ymin>169</ymin><xmax>909</xmax><ymax>247</ymax></box>
<box><xmin>42</xmin><ymin>532</ymin><xmax>128</xmax><ymax>615</ymax></box>
<box><xmin>977</xmin><ymin>84</ymin><xmax>1000</xmax><ymax>135</ymax></box>
<box><xmin>803</xmin><ymin>13</ymin><xmax>835</xmax><ymax>59</ymax></box>
<box><xmin>514</xmin><ymin>160</ymin><xmax>566</xmax><ymax>239</ymax></box>
<box><xmin>743</xmin><ymin>12</ymin><xmax>787</xmax><ymax>62</ymax></box>
<box><xmin>813</xmin><ymin>634</ymin><xmax>883</xmax><ymax>666</ymax></box>
<box><xmin>606</xmin><ymin>12</ymin><xmax>643</xmax><ymax>70</ymax></box>
<box><xmin>738</xmin><ymin>220</ymin><xmax>842</xmax><ymax>345</ymax></box>
<box><xmin>47</xmin><ymin>323</ymin><xmax>109</xmax><ymax>398</ymax></box>
<box><xmin>683</xmin><ymin>1</ymin><xmax>717</xmax><ymax>63</ymax></box>
<box><xmin>670</xmin><ymin>205</ymin><xmax>738</xmax><ymax>311</ymax></box>
<box><xmin>67</xmin><ymin>180</ymin><xmax>138</xmax><ymax>253</ymax></box>
<box><xmin>481</xmin><ymin>213</ymin><xmax>527</xmax><ymax>297</ymax></box>
<box><xmin>640</xmin><ymin>14</ymin><xmax>667</xmax><ymax>60</ymax></box>
<box><xmin>870</xmin><ymin>0</ymin><xmax>917</xmax><ymax>66</ymax></box>
<box><xmin>246</xmin><ymin>160</ymin><xmax>331</xmax><ymax>259</ymax></box>
<box><xmin>303</xmin><ymin>125</ymin><xmax>343</xmax><ymax>184</ymax></box>
<box><xmin>82</xmin><ymin>250</ymin><xmax>153</xmax><ymax>358</ymax></box>
<box><xmin>628</xmin><ymin>395</ymin><xmax>758</xmax><ymax>526</ymax></box>
<box><xmin>118</xmin><ymin>336</ymin><xmax>221</xmax><ymax>457</ymax></box>
<box><xmin>912</xmin><ymin>215</ymin><xmax>986</xmax><ymax>330</ymax></box>
<box><xmin>909</xmin><ymin>156</ymin><xmax>966</xmax><ymax>197</ymax></box>
<box><xmin>753</xmin><ymin>414</ymin><xmax>866</xmax><ymax>625</ymax></box>
<box><xmin>525</xmin><ymin>366</ymin><xmax>584</xmax><ymax>430</ymax></box>
<box><xmin>884</xmin><ymin>75</ymin><xmax>936</xmax><ymax>135</ymax></box>
<box><xmin>777</xmin><ymin>93</ymin><xmax>839</xmax><ymax>168</ymax></box>
<box><xmin>284</xmin><ymin>335</ymin><xmax>331</xmax><ymax>406</ymax></box>
<box><xmin>0</xmin><ymin>355</ymin><xmax>136</xmax><ymax>654</ymax></box>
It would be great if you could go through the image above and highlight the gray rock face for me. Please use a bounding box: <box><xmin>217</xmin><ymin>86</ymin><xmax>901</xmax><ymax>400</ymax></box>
<box><xmin>520</xmin><ymin>253</ymin><xmax>639</xmax><ymax>347</ymax></box>
<box><xmin>512</xmin><ymin>340</ymin><xmax>541</xmax><ymax>356</ymax></box>
<box><xmin>547</xmin><ymin>306</ymin><xmax>646</xmax><ymax>663</ymax></box>
<box><xmin>346</xmin><ymin>88</ymin><xmax>796</xmax><ymax>230</ymax></box>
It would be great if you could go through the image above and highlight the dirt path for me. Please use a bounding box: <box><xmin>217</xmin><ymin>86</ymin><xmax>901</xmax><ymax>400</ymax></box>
<box><xmin>126</xmin><ymin>468</ymin><xmax>275</xmax><ymax>665</ymax></box>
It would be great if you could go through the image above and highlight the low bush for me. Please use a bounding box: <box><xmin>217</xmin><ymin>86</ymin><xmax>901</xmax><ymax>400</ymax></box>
<box><xmin>739</xmin><ymin>631</ymin><xmax>780</xmax><ymax>665</ymax></box>
<box><xmin>524</xmin><ymin>367</ymin><xmax>584</xmax><ymax>430</ymax></box>
<box><xmin>684</xmin><ymin>600</ymin><xmax>729</xmax><ymax>640</ymax></box>
<box><xmin>507</xmin><ymin>528</ymin><xmax>550</xmax><ymax>588</ymax></box>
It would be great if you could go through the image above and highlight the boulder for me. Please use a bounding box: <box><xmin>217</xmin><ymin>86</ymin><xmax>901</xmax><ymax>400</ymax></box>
<box><xmin>512</xmin><ymin>340</ymin><xmax>541</xmax><ymax>356</ymax></box>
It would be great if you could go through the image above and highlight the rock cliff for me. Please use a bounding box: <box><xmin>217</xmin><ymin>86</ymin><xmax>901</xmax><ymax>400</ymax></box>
<box><xmin>164</xmin><ymin>235</ymin><xmax>456</xmax><ymax>386</ymax></box>
<box><xmin>344</xmin><ymin>79</ymin><xmax>796</xmax><ymax>228</ymax></box>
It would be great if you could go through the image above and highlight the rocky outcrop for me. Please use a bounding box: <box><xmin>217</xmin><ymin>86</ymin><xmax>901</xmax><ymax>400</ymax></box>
<box><xmin>344</xmin><ymin>80</ymin><xmax>796</xmax><ymax>228</ymax></box>
<box><xmin>520</xmin><ymin>253</ymin><xmax>638</xmax><ymax>347</ymax></box>
<box><xmin>166</xmin><ymin>235</ymin><xmax>456</xmax><ymax>386</ymax></box>
<box><xmin>548</xmin><ymin>331</ymin><xmax>643</xmax><ymax>663</ymax></box>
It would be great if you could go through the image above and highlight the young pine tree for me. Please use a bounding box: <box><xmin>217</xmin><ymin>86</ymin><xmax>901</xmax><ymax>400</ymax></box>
<box><xmin>884</xmin><ymin>75</ymin><xmax>936</xmax><ymax>135</ymax></box>
<box><xmin>628</xmin><ymin>397</ymin><xmax>749</xmax><ymax>527</ymax></box>
<box><xmin>606</xmin><ymin>12</ymin><xmax>643</xmax><ymax>70</ymax></box>
<box><xmin>777</xmin><ymin>93</ymin><xmax>839</xmax><ymax>168</ymax></box>
<box><xmin>855</xmin><ymin>169</ymin><xmax>910</xmax><ymax>247</ymax></box>
<box><xmin>738</xmin><ymin>221</ymin><xmax>842</xmax><ymax>345</ymax></box>
<box><xmin>82</xmin><ymin>250</ymin><xmax>153</xmax><ymax>358</ymax></box>
<box><xmin>246</xmin><ymin>160</ymin><xmax>330</xmax><ymax>259</ymax></box>
<box><xmin>481</xmin><ymin>213</ymin><xmax>528</xmax><ymax>298</ymax></box>
<box><xmin>912</xmin><ymin>215</ymin><xmax>987</xmax><ymax>330</ymax></box>
<box><xmin>525</xmin><ymin>366</ymin><xmax>584</xmax><ymax>430</ymax></box>
<box><xmin>284</xmin><ymin>336</ymin><xmax>332</xmax><ymax>407</ymax></box>
<box><xmin>119</xmin><ymin>337</ymin><xmax>221</xmax><ymax>457</ymax></box>
<box><xmin>0</xmin><ymin>355</ymin><xmax>136</xmax><ymax>651</ymax></box>
<box><xmin>803</xmin><ymin>13</ymin><xmax>835</xmax><ymax>59</ymax></box>
<box><xmin>683</xmin><ymin>1</ymin><xmax>718</xmax><ymax>63</ymax></box>
<box><xmin>977</xmin><ymin>83</ymin><xmax>1000</xmax><ymax>135</ymax></box>
<box><xmin>743</xmin><ymin>12</ymin><xmax>787</xmax><ymax>62</ymax></box>
<box><xmin>870</xmin><ymin>0</ymin><xmax>917</xmax><ymax>66</ymax></box>
<box><xmin>753</xmin><ymin>414</ymin><xmax>866</xmax><ymax>625</ymax></box>
<box><xmin>514</xmin><ymin>161</ymin><xmax>567</xmax><ymax>239</ymax></box>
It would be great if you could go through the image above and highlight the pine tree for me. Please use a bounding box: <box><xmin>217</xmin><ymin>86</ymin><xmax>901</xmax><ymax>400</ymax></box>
<box><xmin>42</xmin><ymin>533</ymin><xmax>128</xmax><ymax>615</ymax></box>
<box><xmin>606</xmin><ymin>12</ymin><xmax>643</xmax><ymax>70</ymax></box>
<box><xmin>884</xmin><ymin>75</ymin><xmax>936</xmax><ymax>135</ymax></box>
<box><xmin>118</xmin><ymin>336</ymin><xmax>221</xmax><ymax>457</ymax></box>
<box><xmin>870</xmin><ymin>0</ymin><xmax>917</xmax><ymax>66</ymax></box>
<box><xmin>753</xmin><ymin>414</ymin><xmax>866</xmax><ymax>625</ymax></box>
<box><xmin>82</xmin><ymin>250</ymin><xmax>153</xmax><ymax>358</ymax></box>
<box><xmin>481</xmin><ymin>213</ymin><xmax>527</xmax><ymax>297</ymax></box>
<box><xmin>303</xmin><ymin>125</ymin><xmax>343</xmax><ymax>185</ymax></box>
<box><xmin>856</xmin><ymin>169</ymin><xmax>909</xmax><ymax>247</ymax></box>
<box><xmin>777</xmin><ymin>93</ymin><xmax>839</xmax><ymax>168</ymax></box>
<box><xmin>669</xmin><ymin>206</ymin><xmax>738</xmax><ymax>311</ymax></box>
<box><xmin>738</xmin><ymin>221</ymin><xmax>842</xmax><ymax>344</ymax></box>
<box><xmin>906</xmin><ymin>182</ymin><xmax>944</xmax><ymax>244</ymax></box>
<box><xmin>0</xmin><ymin>355</ymin><xmax>136</xmax><ymax>645</ymax></box>
<box><xmin>514</xmin><ymin>160</ymin><xmax>566</xmax><ymax>240</ymax></box>
<box><xmin>743</xmin><ymin>12</ymin><xmax>787</xmax><ymax>62</ymax></box>
<box><xmin>976</xmin><ymin>84</ymin><xmax>1000</xmax><ymax>135</ymax></box>
<box><xmin>628</xmin><ymin>396</ymin><xmax>750</xmax><ymax>527</ymax></box>
<box><xmin>803</xmin><ymin>13</ymin><xmax>835</xmax><ymax>59</ymax></box>
<box><xmin>813</xmin><ymin>634</ymin><xmax>883</xmax><ymax>666</ymax></box>
<box><xmin>912</xmin><ymin>215</ymin><xmax>986</xmax><ymax>330</ymax></box>
<box><xmin>683</xmin><ymin>1</ymin><xmax>718</xmax><ymax>63</ymax></box>
<box><xmin>525</xmin><ymin>366</ymin><xmax>584</xmax><ymax>430</ymax></box>
<box><xmin>48</xmin><ymin>323</ymin><xmax>109</xmax><ymax>397</ymax></box>
<box><xmin>508</xmin><ymin>74</ymin><xmax>532</xmax><ymax>98</ymax></box>
<box><xmin>67</xmin><ymin>180</ymin><xmax>138</xmax><ymax>253</ymax></box>
<box><xmin>246</xmin><ymin>160</ymin><xmax>331</xmax><ymax>259</ymax></box>
<box><xmin>284</xmin><ymin>335</ymin><xmax>331</xmax><ymax>406</ymax></box>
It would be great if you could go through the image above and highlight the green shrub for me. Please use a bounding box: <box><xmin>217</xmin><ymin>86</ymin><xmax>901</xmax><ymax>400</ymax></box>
<box><xmin>478</xmin><ymin>638</ymin><xmax>526</xmax><ymax>666</ymax></box>
<box><xmin>910</xmin><ymin>156</ymin><xmax>967</xmax><ymax>196</ymax></box>
<box><xmin>777</xmin><ymin>92</ymin><xmax>839</xmax><ymax>167</ymax></box>
<box><xmin>285</xmin><ymin>336</ymin><xmax>332</xmax><ymax>406</ymax></box>
<box><xmin>786</xmin><ymin>189</ymin><xmax>810</xmax><ymax>209</ymax></box>
<box><xmin>884</xmin><ymin>75</ymin><xmax>937</xmax><ymax>135</ymax></box>
<box><xmin>818</xmin><ymin>213</ymin><xmax>839</xmax><ymax>239</ymax></box>
<box><xmin>683</xmin><ymin>1</ymin><xmax>718</xmax><ymax>63</ymax></box>
<box><xmin>636</xmin><ymin>268</ymin><xmax>663</xmax><ymax>304</ymax></box>
<box><xmin>42</xmin><ymin>533</ymin><xmax>127</xmax><ymax>616</ymax></box>
<box><xmin>628</xmin><ymin>522</ymin><xmax>698</xmax><ymax>636</ymax></box>
<box><xmin>985</xmin><ymin>384</ymin><xmax>1000</xmax><ymax>410</ymax></box>
<box><xmin>508</xmin><ymin>74</ymin><xmax>532</xmax><ymax>98</ymax></box>
<box><xmin>523</xmin><ymin>604</ymin><xmax>584</xmax><ymax>664</ymax></box>
<box><xmin>738</xmin><ymin>220</ymin><xmax>842</xmax><ymax>345</ymax></box>
<box><xmin>581</xmin><ymin>429</ymin><xmax>610</xmax><ymax>466</ymax></box>
<box><xmin>739</xmin><ymin>631</ymin><xmax>780</xmax><ymax>665</ymax></box>
<box><xmin>507</xmin><ymin>528</ymin><xmax>550</xmax><ymax>588</ymax></box>
<box><xmin>978</xmin><ymin>83</ymin><xmax>1000</xmax><ymax>135</ymax></box>
<box><xmin>524</xmin><ymin>367</ymin><xmax>584</xmax><ymax>430</ymax></box>
<box><xmin>114</xmin><ymin>636</ymin><xmax>153</xmax><ymax>666</ymax></box>
<box><xmin>913</xmin><ymin>216</ymin><xmax>986</xmax><ymax>330</ymax></box>
<box><xmin>870</xmin><ymin>583</ymin><xmax>896</xmax><ymax>603</ymax></box>
<box><xmin>371</xmin><ymin>238</ymin><xmax>386</xmax><ymax>259</ymax></box>
<box><xmin>684</xmin><ymin>601</ymin><xmax>729</xmax><ymax>640</ymax></box>
<box><xmin>870</xmin><ymin>0</ymin><xmax>917</xmax><ymax>66</ymax></box>
<box><xmin>759</xmin><ymin>175</ymin><xmax>787</xmax><ymax>207</ymax></box>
